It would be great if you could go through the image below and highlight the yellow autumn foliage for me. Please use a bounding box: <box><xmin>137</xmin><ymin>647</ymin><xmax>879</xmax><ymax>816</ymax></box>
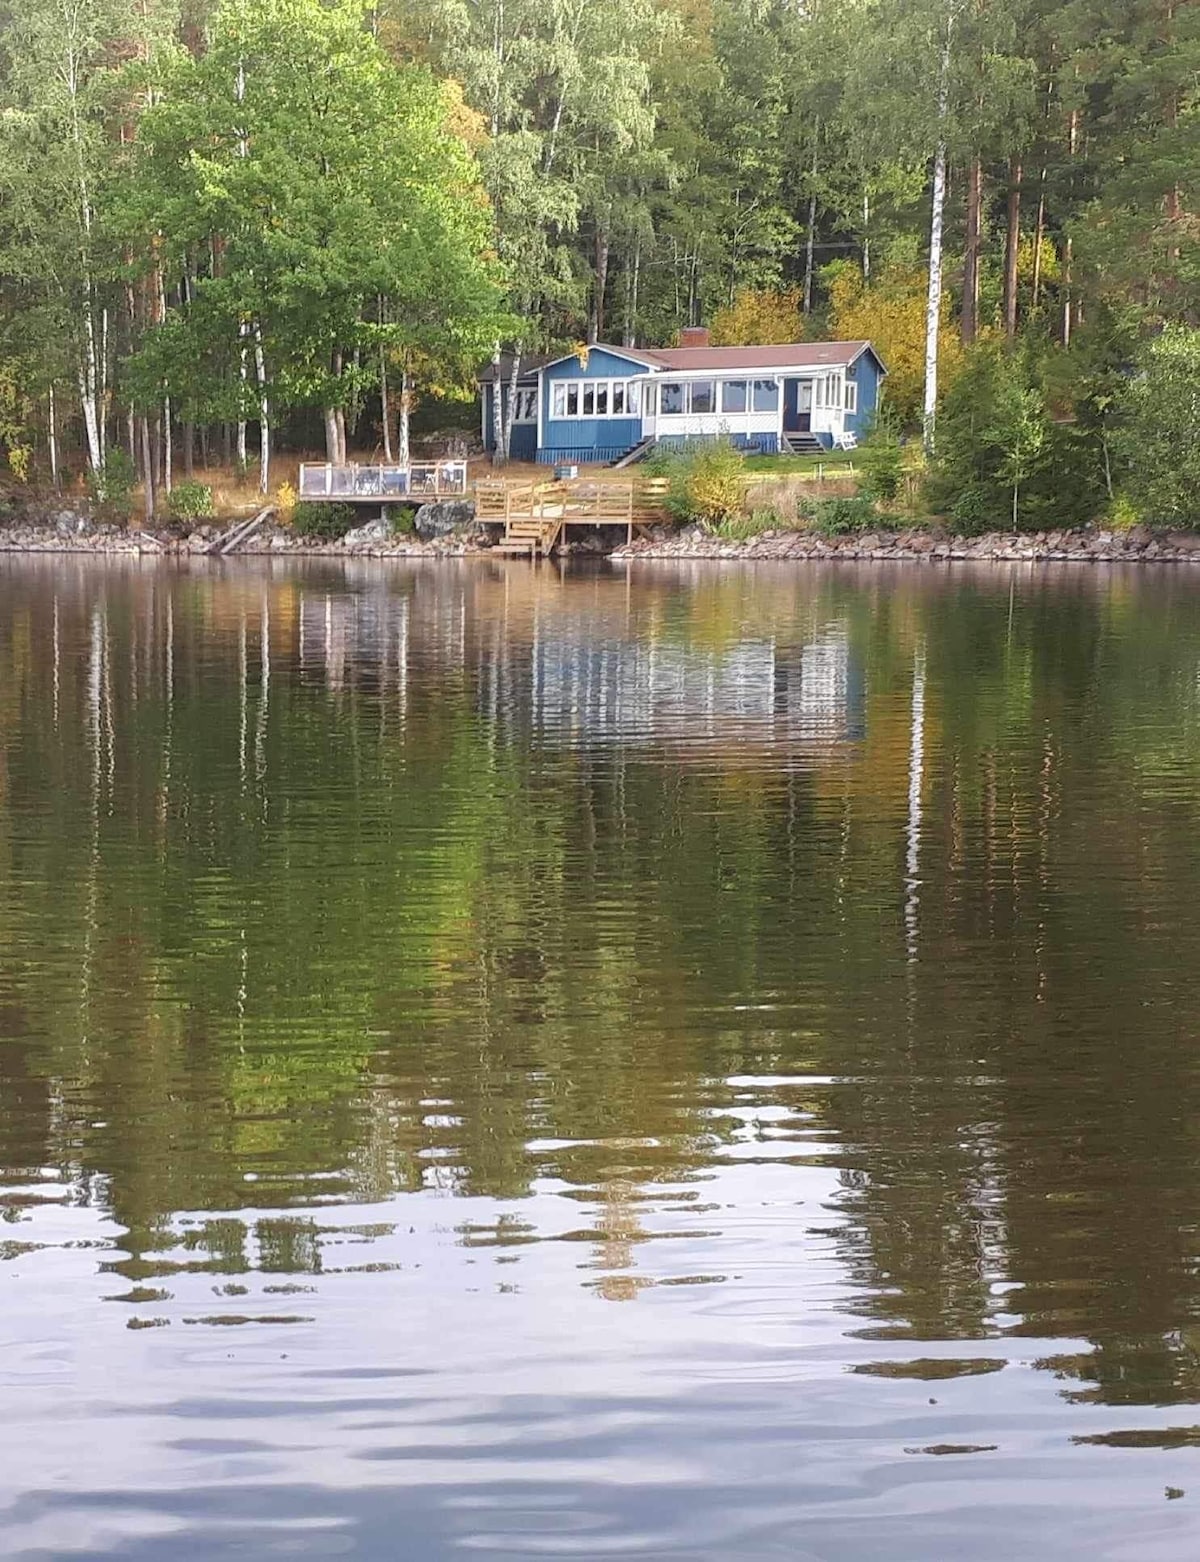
<box><xmin>710</xmin><ymin>288</ymin><xmax>804</xmax><ymax>347</ymax></box>
<box><xmin>827</xmin><ymin>264</ymin><xmax>963</xmax><ymax>426</ymax></box>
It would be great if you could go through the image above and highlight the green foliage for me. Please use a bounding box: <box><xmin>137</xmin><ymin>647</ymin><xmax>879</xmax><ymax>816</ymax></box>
<box><xmin>857</xmin><ymin>418</ymin><xmax>906</xmax><ymax>502</ymax></box>
<box><xmin>87</xmin><ymin>448</ymin><xmax>138</xmax><ymax>514</ymax></box>
<box><xmin>291</xmin><ymin>501</ymin><xmax>354</xmax><ymax>539</ymax></box>
<box><xmin>167</xmin><ymin>480</ymin><xmax>214</xmax><ymax>523</ymax></box>
<box><xmin>711</xmin><ymin>508</ymin><xmax>785</xmax><ymax>541</ymax></box>
<box><xmin>927</xmin><ymin>342</ymin><xmax>1104</xmax><ymax>534</ymax></box>
<box><xmin>645</xmin><ymin>439</ymin><xmax>747</xmax><ymax>529</ymax></box>
<box><xmin>1114</xmin><ymin>328</ymin><xmax>1200</xmax><ymax>530</ymax></box>
<box><xmin>803</xmin><ymin>496</ymin><xmax>888</xmax><ymax>535</ymax></box>
<box><xmin>1106</xmin><ymin>494</ymin><xmax>1141</xmax><ymax>533</ymax></box>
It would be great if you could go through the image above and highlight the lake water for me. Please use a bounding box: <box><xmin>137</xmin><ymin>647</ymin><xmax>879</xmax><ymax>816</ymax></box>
<box><xmin>3</xmin><ymin>556</ymin><xmax>1200</xmax><ymax>1559</ymax></box>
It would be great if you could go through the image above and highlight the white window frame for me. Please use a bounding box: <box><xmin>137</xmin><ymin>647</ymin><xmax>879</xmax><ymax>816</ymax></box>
<box><xmin>513</xmin><ymin>388</ymin><xmax>537</xmax><ymax>423</ymax></box>
<box><xmin>689</xmin><ymin>379</ymin><xmax>716</xmax><ymax>414</ymax></box>
<box><xmin>844</xmin><ymin>380</ymin><xmax>858</xmax><ymax>414</ymax></box>
<box><xmin>549</xmin><ymin>377</ymin><xmax>644</xmax><ymax>420</ymax></box>
<box><xmin>659</xmin><ymin>381</ymin><xmax>686</xmax><ymax>416</ymax></box>
<box><xmin>752</xmin><ymin>378</ymin><xmax>780</xmax><ymax>413</ymax></box>
<box><xmin>721</xmin><ymin>380</ymin><xmax>749</xmax><ymax>414</ymax></box>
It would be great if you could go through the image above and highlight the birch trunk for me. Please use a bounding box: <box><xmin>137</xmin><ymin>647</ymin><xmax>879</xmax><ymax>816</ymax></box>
<box><xmin>380</xmin><ymin>347</ymin><xmax>393</xmax><ymax>462</ymax></box>
<box><xmin>623</xmin><ymin>239</ymin><xmax>641</xmax><ymax>347</ymax></box>
<box><xmin>503</xmin><ymin>349</ymin><xmax>522</xmax><ymax>461</ymax></box>
<box><xmin>48</xmin><ymin>386</ymin><xmax>59</xmax><ymax>492</ymax></box>
<box><xmin>140</xmin><ymin>415</ymin><xmax>154</xmax><ymax>521</ymax></box>
<box><xmin>803</xmin><ymin>128</ymin><xmax>819</xmax><ymax>313</ymax></box>
<box><xmin>591</xmin><ymin>225</ymin><xmax>609</xmax><ymax>344</ymax></box>
<box><xmin>922</xmin><ymin>18</ymin><xmax>953</xmax><ymax>451</ymax></box>
<box><xmin>397</xmin><ymin>367</ymin><xmax>411</xmax><ymax>468</ymax></box>
<box><xmin>862</xmin><ymin>188</ymin><xmax>871</xmax><ymax>282</ymax></box>
<box><xmin>490</xmin><ymin>345</ymin><xmax>506</xmax><ymax>467</ymax></box>
<box><xmin>163</xmin><ymin>397</ymin><xmax>172</xmax><ymax>494</ymax></box>
<box><xmin>254</xmin><ymin>325</ymin><xmax>269</xmax><ymax>494</ymax></box>
<box><xmin>237</xmin><ymin>322</ymin><xmax>249</xmax><ymax>470</ymax></box>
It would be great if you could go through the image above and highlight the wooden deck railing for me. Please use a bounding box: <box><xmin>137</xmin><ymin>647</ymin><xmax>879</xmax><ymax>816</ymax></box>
<box><xmin>478</xmin><ymin>476</ymin><xmax>670</xmax><ymax>556</ymax></box>
<box><xmin>298</xmin><ymin>461</ymin><xmax>468</xmax><ymax>501</ymax></box>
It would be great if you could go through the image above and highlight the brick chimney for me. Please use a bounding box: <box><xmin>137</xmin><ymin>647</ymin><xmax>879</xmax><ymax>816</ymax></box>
<box><xmin>679</xmin><ymin>325</ymin><xmax>711</xmax><ymax>349</ymax></box>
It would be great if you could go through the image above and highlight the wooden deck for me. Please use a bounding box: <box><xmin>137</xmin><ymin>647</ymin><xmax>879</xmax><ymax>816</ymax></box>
<box><xmin>298</xmin><ymin>460</ymin><xmax>468</xmax><ymax>502</ymax></box>
<box><xmin>475</xmin><ymin>478</ymin><xmax>670</xmax><ymax>558</ymax></box>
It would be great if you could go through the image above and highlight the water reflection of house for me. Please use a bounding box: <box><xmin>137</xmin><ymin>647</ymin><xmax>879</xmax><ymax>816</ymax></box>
<box><xmin>485</xmin><ymin>632</ymin><xmax>863</xmax><ymax>752</ymax></box>
<box><xmin>295</xmin><ymin>573</ymin><xmax>864</xmax><ymax>754</ymax></box>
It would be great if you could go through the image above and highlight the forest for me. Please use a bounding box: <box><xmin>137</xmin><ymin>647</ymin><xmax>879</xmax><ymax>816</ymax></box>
<box><xmin>0</xmin><ymin>0</ymin><xmax>1197</xmax><ymax>527</ymax></box>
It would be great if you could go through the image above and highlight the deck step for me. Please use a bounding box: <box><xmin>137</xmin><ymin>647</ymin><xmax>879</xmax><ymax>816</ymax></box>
<box><xmin>781</xmin><ymin>433</ymin><xmax>826</xmax><ymax>457</ymax></box>
<box><xmin>611</xmin><ymin>437</ymin><xmax>656</xmax><ymax>469</ymax></box>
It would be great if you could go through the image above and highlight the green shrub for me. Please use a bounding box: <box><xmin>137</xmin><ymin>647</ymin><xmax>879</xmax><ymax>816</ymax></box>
<box><xmin>1106</xmin><ymin>493</ymin><xmax>1141</xmax><ymax>532</ymax></box>
<box><xmin>291</xmin><ymin>500</ymin><xmax>355</xmax><ymax>538</ymax></box>
<box><xmin>803</xmin><ymin>495</ymin><xmax>888</xmax><ymax>535</ymax></box>
<box><xmin>167</xmin><ymin>480</ymin><xmax>214</xmax><ymax>523</ymax></box>
<box><xmin>87</xmin><ymin>448</ymin><xmax>137</xmax><ymax>514</ymax></box>
<box><xmin>926</xmin><ymin>340</ymin><xmax>1105</xmax><ymax>534</ymax></box>
<box><xmin>857</xmin><ymin>424</ymin><xmax>905</xmax><ymax>502</ymax></box>
<box><xmin>644</xmin><ymin>438</ymin><xmax>747</xmax><ymax>528</ymax></box>
<box><xmin>711</xmin><ymin>508</ymin><xmax>784</xmax><ymax>541</ymax></box>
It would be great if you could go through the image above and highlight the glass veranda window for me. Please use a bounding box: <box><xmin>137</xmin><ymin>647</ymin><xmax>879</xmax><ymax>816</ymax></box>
<box><xmin>690</xmin><ymin>381</ymin><xmax>715</xmax><ymax>414</ymax></box>
<box><xmin>660</xmin><ymin>382</ymin><xmax>685</xmax><ymax>415</ymax></box>
<box><xmin>752</xmin><ymin>379</ymin><xmax>779</xmax><ymax>412</ymax></box>
<box><xmin>721</xmin><ymin>380</ymin><xmax>748</xmax><ymax>413</ymax></box>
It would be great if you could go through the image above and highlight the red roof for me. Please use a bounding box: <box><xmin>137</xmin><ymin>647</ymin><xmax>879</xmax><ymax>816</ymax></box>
<box><xmin>635</xmin><ymin>341</ymin><xmax>875</xmax><ymax>371</ymax></box>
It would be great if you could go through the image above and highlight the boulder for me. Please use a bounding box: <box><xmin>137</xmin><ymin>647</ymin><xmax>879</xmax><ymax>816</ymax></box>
<box><xmin>53</xmin><ymin>509</ymin><xmax>93</xmax><ymax>537</ymax></box>
<box><xmin>414</xmin><ymin>499</ymin><xmax>474</xmax><ymax>540</ymax></box>
<box><xmin>343</xmin><ymin>517</ymin><xmax>393</xmax><ymax>547</ymax></box>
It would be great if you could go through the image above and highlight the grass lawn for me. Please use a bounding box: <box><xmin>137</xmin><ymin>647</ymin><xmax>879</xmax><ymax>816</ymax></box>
<box><xmin>746</xmin><ymin>450</ymin><xmax>860</xmax><ymax>476</ymax></box>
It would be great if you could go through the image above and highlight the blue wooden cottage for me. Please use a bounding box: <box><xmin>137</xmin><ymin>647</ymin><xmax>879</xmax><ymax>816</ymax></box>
<box><xmin>481</xmin><ymin>329</ymin><xmax>887</xmax><ymax>465</ymax></box>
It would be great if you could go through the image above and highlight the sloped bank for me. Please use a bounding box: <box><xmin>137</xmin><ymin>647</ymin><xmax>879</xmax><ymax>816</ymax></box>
<box><xmin>611</xmin><ymin>524</ymin><xmax>1200</xmax><ymax>564</ymax></box>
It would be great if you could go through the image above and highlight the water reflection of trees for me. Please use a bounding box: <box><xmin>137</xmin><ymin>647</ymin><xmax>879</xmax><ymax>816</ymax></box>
<box><xmin>2</xmin><ymin>560</ymin><xmax>1200</xmax><ymax>1387</ymax></box>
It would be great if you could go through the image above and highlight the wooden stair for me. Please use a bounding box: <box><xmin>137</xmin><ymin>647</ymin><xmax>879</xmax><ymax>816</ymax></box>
<box><xmin>494</xmin><ymin>513</ymin><xmax>564</xmax><ymax>558</ymax></box>
<box><xmin>781</xmin><ymin>433</ymin><xmax>826</xmax><ymax>457</ymax></box>
<box><xmin>611</xmin><ymin>437</ymin><xmax>656</xmax><ymax>469</ymax></box>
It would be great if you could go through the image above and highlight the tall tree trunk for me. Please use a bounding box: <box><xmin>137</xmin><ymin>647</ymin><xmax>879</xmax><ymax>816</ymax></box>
<box><xmin>591</xmin><ymin>223</ymin><xmax>610</xmax><ymax>344</ymax></box>
<box><xmin>336</xmin><ymin>408</ymin><xmax>347</xmax><ymax>466</ymax></box>
<box><xmin>1063</xmin><ymin>108</ymin><xmax>1079</xmax><ymax>347</ymax></box>
<box><xmin>323</xmin><ymin>406</ymin><xmax>341</xmax><ymax>464</ymax></box>
<box><xmin>624</xmin><ymin>239</ymin><xmax>641</xmax><ymax>347</ymax></box>
<box><xmin>1003</xmin><ymin>156</ymin><xmax>1022</xmax><ymax>342</ymax></box>
<box><xmin>1031</xmin><ymin>177</ymin><xmax>1047</xmax><ymax>306</ymax></box>
<box><xmin>397</xmin><ymin>365</ymin><xmax>411</xmax><ymax>468</ymax></box>
<box><xmin>237</xmin><ymin>327</ymin><xmax>248</xmax><ymax>472</ymax></box>
<box><xmin>48</xmin><ymin>386</ymin><xmax>59</xmax><ymax>492</ymax></box>
<box><xmin>140</xmin><ymin>415</ymin><xmax>154</xmax><ymax>521</ymax></box>
<box><xmin>923</xmin><ymin>15</ymin><xmax>953</xmax><ymax>451</ymax></box>
<box><xmin>162</xmin><ymin>397</ymin><xmax>172</xmax><ymax>494</ymax></box>
<box><xmin>254</xmin><ymin>325</ymin><xmax>269</xmax><ymax>494</ymax></box>
<box><xmin>803</xmin><ymin>127</ymin><xmax>819</xmax><ymax>314</ymax></box>
<box><xmin>380</xmin><ymin>346</ymin><xmax>393</xmax><ymax>462</ymax></box>
<box><xmin>503</xmin><ymin>348</ymin><xmax>522</xmax><ymax>461</ymax></box>
<box><xmin>962</xmin><ymin>156</ymin><xmax>982</xmax><ymax>345</ymax></box>
<box><xmin>183</xmin><ymin>421</ymin><xmax>194</xmax><ymax>479</ymax></box>
<box><xmin>490</xmin><ymin>344</ymin><xmax>506</xmax><ymax>467</ymax></box>
<box><xmin>862</xmin><ymin>187</ymin><xmax>871</xmax><ymax>282</ymax></box>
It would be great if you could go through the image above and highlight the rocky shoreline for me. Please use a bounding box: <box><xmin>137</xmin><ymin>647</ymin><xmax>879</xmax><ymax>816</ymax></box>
<box><xmin>0</xmin><ymin>512</ymin><xmax>489</xmax><ymax>558</ymax></box>
<box><xmin>4</xmin><ymin>512</ymin><xmax>1200</xmax><ymax>564</ymax></box>
<box><xmin>612</xmin><ymin>524</ymin><xmax>1200</xmax><ymax>564</ymax></box>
